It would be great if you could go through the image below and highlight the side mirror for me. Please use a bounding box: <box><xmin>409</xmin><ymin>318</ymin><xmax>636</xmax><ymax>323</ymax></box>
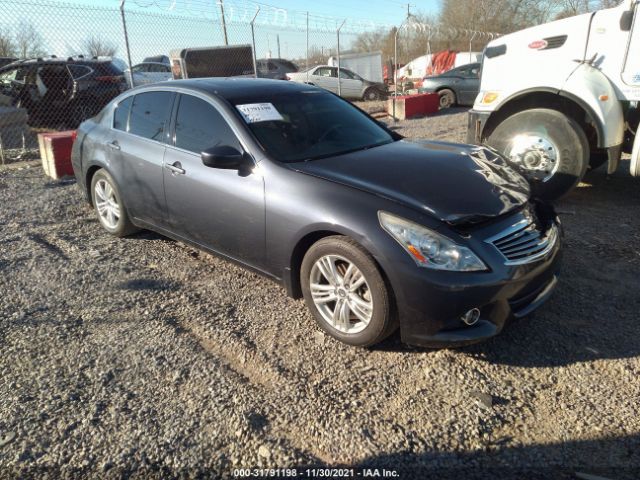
<box><xmin>621</xmin><ymin>9</ymin><xmax>634</xmax><ymax>31</ymax></box>
<box><xmin>201</xmin><ymin>145</ymin><xmax>245</xmax><ymax>169</ymax></box>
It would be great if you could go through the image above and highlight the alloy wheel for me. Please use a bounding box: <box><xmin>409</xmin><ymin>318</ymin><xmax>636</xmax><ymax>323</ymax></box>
<box><xmin>309</xmin><ymin>254</ymin><xmax>373</xmax><ymax>334</ymax></box>
<box><xmin>94</xmin><ymin>179</ymin><xmax>121</xmax><ymax>229</ymax></box>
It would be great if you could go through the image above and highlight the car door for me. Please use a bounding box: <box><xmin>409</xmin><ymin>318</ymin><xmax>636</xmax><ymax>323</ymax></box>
<box><xmin>148</xmin><ymin>64</ymin><xmax>171</xmax><ymax>84</ymax></box>
<box><xmin>455</xmin><ymin>65</ymin><xmax>480</xmax><ymax>105</ymax></box>
<box><xmin>107</xmin><ymin>90</ymin><xmax>175</xmax><ymax>226</ymax></box>
<box><xmin>312</xmin><ymin>67</ymin><xmax>338</xmax><ymax>93</ymax></box>
<box><xmin>162</xmin><ymin>93</ymin><xmax>265</xmax><ymax>268</ymax></box>
<box><xmin>337</xmin><ymin>69</ymin><xmax>363</xmax><ymax>98</ymax></box>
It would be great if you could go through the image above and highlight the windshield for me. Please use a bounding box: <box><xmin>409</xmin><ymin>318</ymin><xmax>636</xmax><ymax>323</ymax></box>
<box><xmin>233</xmin><ymin>91</ymin><xmax>394</xmax><ymax>163</ymax></box>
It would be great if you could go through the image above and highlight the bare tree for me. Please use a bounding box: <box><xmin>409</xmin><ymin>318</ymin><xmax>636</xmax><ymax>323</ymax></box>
<box><xmin>0</xmin><ymin>27</ymin><xmax>16</xmax><ymax>57</ymax></box>
<box><xmin>15</xmin><ymin>20</ymin><xmax>46</xmax><ymax>59</ymax></box>
<box><xmin>82</xmin><ymin>35</ymin><xmax>118</xmax><ymax>57</ymax></box>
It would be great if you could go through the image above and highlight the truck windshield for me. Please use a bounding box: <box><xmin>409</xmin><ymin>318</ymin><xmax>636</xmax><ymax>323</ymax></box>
<box><xmin>232</xmin><ymin>90</ymin><xmax>394</xmax><ymax>163</ymax></box>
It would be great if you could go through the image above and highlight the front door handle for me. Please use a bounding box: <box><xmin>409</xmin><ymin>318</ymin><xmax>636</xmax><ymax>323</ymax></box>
<box><xmin>165</xmin><ymin>161</ymin><xmax>185</xmax><ymax>175</ymax></box>
<box><xmin>106</xmin><ymin>140</ymin><xmax>120</xmax><ymax>151</ymax></box>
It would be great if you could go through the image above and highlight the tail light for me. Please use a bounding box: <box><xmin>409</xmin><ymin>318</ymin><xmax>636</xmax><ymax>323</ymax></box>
<box><xmin>71</xmin><ymin>130</ymin><xmax>78</xmax><ymax>142</ymax></box>
<box><xmin>95</xmin><ymin>75</ymin><xmax>123</xmax><ymax>83</ymax></box>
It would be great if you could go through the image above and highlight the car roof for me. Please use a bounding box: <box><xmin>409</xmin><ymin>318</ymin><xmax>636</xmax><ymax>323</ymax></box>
<box><xmin>0</xmin><ymin>57</ymin><xmax>114</xmax><ymax>70</ymax></box>
<box><xmin>134</xmin><ymin>62</ymin><xmax>170</xmax><ymax>66</ymax></box>
<box><xmin>140</xmin><ymin>77</ymin><xmax>318</xmax><ymax>102</ymax></box>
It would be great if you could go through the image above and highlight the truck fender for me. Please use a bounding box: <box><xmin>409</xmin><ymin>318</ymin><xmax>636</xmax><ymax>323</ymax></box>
<box><xmin>560</xmin><ymin>63</ymin><xmax>624</xmax><ymax>173</ymax></box>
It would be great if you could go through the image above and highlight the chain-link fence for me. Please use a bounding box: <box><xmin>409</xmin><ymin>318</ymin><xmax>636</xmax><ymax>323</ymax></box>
<box><xmin>0</xmin><ymin>0</ymin><xmax>497</xmax><ymax>164</ymax></box>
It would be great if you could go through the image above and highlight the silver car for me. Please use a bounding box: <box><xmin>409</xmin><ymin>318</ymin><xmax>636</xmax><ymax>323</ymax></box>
<box><xmin>125</xmin><ymin>62</ymin><xmax>172</xmax><ymax>87</ymax></box>
<box><xmin>287</xmin><ymin>66</ymin><xmax>387</xmax><ymax>101</ymax></box>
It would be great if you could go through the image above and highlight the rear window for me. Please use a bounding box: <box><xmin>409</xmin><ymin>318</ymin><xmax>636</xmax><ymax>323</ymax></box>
<box><xmin>279</xmin><ymin>60</ymin><xmax>298</xmax><ymax>72</ymax></box>
<box><xmin>128</xmin><ymin>91</ymin><xmax>174</xmax><ymax>141</ymax></box>
<box><xmin>94</xmin><ymin>62</ymin><xmax>124</xmax><ymax>75</ymax></box>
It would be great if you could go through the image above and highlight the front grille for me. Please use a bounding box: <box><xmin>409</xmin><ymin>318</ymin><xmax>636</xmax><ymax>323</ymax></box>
<box><xmin>542</xmin><ymin>35</ymin><xmax>568</xmax><ymax>50</ymax></box>
<box><xmin>488</xmin><ymin>214</ymin><xmax>558</xmax><ymax>265</ymax></box>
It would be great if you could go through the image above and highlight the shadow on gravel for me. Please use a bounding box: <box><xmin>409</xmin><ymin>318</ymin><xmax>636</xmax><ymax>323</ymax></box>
<box><xmin>119</xmin><ymin>278</ymin><xmax>182</xmax><ymax>291</ymax></box>
<box><xmin>334</xmin><ymin>433</ymin><xmax>640</xmax><ymax>480</ymax></box>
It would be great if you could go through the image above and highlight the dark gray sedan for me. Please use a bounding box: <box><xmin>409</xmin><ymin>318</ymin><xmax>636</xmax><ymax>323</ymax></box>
<box><xmin>420</xmin><ymin>63</ymin><xmax>481</xmax><ymax>108</ymax></box>
<box><xmin>72</xmin><ymin>78</ymin><xmax>561</xmax><ymax>348</ymax></box>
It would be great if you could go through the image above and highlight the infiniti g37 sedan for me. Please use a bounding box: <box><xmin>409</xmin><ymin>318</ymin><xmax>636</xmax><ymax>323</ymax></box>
<box><xmin>71</xmin><ymin>78</ymin><xmax>561</xmax><ymax>348</ymax></box>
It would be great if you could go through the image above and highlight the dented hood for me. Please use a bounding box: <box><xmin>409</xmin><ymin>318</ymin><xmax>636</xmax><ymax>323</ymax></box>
<box><xmin>290</xmin><ymin>140</ymin><xmax>530</xmax><ymax>224</ymax></box>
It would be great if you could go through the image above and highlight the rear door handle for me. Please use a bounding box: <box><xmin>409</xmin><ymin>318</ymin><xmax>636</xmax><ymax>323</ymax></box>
<box><xmin>106</xmin><ymin>141</ymin><xmax>120</xmax><ymax>151</ymax></box>
<box><xmin>165</xmin><ymin>161</ymin><xmax>185</xmax><ymax>175</ymax></box>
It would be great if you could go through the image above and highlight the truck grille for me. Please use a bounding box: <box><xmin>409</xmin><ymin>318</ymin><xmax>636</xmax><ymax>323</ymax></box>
<box><xmin>488</xmin><ymin>214</ymin><xmax>558</xmax><ymax>265</ymax></box>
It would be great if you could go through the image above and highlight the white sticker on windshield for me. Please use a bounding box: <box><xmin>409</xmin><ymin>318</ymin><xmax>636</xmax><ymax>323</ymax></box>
<box><xmin>236</xmin><ymin>103</ymin><xmax>283</xmax><ymax>123</ymax></box>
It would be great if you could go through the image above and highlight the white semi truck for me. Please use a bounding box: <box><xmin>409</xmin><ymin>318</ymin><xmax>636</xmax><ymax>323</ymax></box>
<box><xmin>468</xmin><ymin>0</ymin><xmax>640</xmax><ymax>200</ymax></box>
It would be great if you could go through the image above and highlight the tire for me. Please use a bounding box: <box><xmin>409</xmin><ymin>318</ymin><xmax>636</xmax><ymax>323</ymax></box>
<box><xmin>485</xmin><ymin>108</ymin><xmax>589</xmax><ymax>201</ymax></box>
<box><xmin>438</xmin><ymin>89</ymin><xmax>455</xmax><ymax>109</ymax></box>
<box><xmin>364</xmin><ymin>88</ymin><xmax>383</xmax><ymax>101</ymax></box>
<box><xmin>90</xmin><ymin>169</ymin><xmax>138</xmax><ymax>237</ymax></box>
<box><xmin>301</xmin><ymin>236</ymin><xmax>397</xmax><ymax>347</ymax></box>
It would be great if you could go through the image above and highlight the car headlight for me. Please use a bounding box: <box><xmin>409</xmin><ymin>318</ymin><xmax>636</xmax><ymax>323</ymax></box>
<box><xmin>378</xmin><ymin>211</ymin><xmax>487</xmax><ymax>271</ymax></box>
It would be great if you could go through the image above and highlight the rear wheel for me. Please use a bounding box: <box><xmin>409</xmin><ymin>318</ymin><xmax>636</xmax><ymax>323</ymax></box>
<box><xmin>438</xmin><ymin>89</ymin><xmax>456</xmax><ymax>109</ymax></box>
<box><xmin>486</xmin><ymin>108</ymin><xmax>589</xmax><ymax>201</ymax></box>
<box><xmin>301</xmin><ymin>236</ymin><xmax>397</xmax><ymax>347</ymax></box>
<box><xmin>90</xmin><ymin>169</ymin><xmax>138</xmax><ymax>237</ymax></box>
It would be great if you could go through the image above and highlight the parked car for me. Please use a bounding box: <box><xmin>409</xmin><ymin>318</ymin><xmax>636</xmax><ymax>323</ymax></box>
<box><xmin>0</xmin><ymin>57</ymin><xmax>17</xmax><ymax>68</ymax></box>
<box><xmin>142</xmin><ymin>55</ymin><xmax>170</xmax><ymax>66</ymax></box>
<box><xmin>420</xmin><ymin>62</ymin><xmax>481</xmax><ymax>108</ymax></box>
<box><xmin>256</xmin><ymin>58</ymin><xmax>298</xmax><ymax>80</ymax></box>
<box><xmin>0</xmin><ymin>56</ymin><xmax>127</xmax><ymax>127</ymax></box>
<box><xmin>125</xmin><ymin>62</ymin><xmax>172</xmax><ymax>87</ymax></box>
<box><xmin>72</xmin><ymin>79</ymin><xmax>561</xmax><ymax>348</ymax></box>
<box><xmin>287</xmin><ymin>66</ymin><xmax>387</xmax><ymax>100</ymax></box>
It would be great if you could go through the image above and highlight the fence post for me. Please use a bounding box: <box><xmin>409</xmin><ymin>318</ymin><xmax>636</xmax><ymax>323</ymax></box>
<box><xmin>119</xmin><ymin>0</ymin><xmax>134</xmax><ymax>88</ymax></box>
<box><xmin>393</xmin><ymin>25</ymin><xmax>400</xmax><ymax>121</ymax></box>
<box><xmin>469</xmin><ymin>30</ymin><xmax>477</xmax><ymax>63</ymax></box>
<box><xmin>250</xmin><ymin>7</ymin><xmax>260</xmax><ymax>78</ymax></box>
<box><xmin>337</xmin><ymin>19</ymin><xmax>346</xmax><ymax>97</ymax></box>
<box><xmin>306</xmin><ymin>11</ymin><xmax>309</xmax><ymax>83</ymax></box>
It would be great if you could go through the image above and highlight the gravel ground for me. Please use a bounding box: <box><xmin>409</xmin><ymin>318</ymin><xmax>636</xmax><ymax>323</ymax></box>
<box><xmin>1</xmin><ymin>109</ymin><xmax>639</xmax><ymax>479</ymax></box>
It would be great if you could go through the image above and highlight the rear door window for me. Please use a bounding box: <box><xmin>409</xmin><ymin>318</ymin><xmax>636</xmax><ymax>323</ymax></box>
<box><xmin>128</xmin><ymin>91</ymin><xmax>174</xmax><ymax>141</ymax></box>
<box><xmin>173</xmin><ymin>94</ymin><xmax>241</xmax><ymax>154</ymax></box>
<box><xmin>113</xmin><ymin>96</ymin><xmax>133</xmax><ymax>131</ymax></box>
<box><xmin>67</xmin><ymin>65</ymin><xmax>92</xmax><ymax>79</ymax></box>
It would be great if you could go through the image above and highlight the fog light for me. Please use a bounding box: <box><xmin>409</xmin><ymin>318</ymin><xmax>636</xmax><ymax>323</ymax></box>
<box><xmin>461</xmin><ymin>308</ymin><xmax>481</xmax><ymax>326</ymax></box>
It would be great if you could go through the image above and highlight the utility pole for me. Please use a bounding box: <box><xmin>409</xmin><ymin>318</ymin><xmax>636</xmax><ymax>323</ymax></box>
<box><xmin>277</xmin><ymin>34</ymin><xmax>281</xmax><ymax>58</ymax></box>
<box><xmin>219</xmin><ymin>0</ymin><xmax>229</xmax><ymax>45</ymax></box>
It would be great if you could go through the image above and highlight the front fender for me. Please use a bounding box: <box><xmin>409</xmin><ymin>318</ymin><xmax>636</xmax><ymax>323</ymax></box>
<box><xmin>561</xmin><ymin>63</ymin><xmax>624</xmax><ymax>151</ymax></box>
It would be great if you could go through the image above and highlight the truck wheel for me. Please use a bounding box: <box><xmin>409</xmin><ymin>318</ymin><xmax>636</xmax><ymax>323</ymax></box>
<box><xmin>438</xmin><ymin>89</ymin><xmax>455</xmax><ymax>109</ymax></box>
<box><xmin>486</xmin><ymin>108</ymin><xmax>589</xmax><ymax>201</ymax></box>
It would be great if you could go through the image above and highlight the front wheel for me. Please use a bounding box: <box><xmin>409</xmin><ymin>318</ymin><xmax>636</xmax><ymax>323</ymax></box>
<box><xmin>301</xmin><ymin>236</ymin><xmax>397</xmax><ymax>347</ymax></box>
<box><xmin>485</xmin><ymin>108</ymin><xmax>589</xmax><ymax>201</ymax></box>
<box><xmin>438</xmin><ymin>89</ymin><xmax>455</xmax><ymax>109</ymax></box>
<box><xmin>91</xmin><ymin>169</ymin><xmax>138</xmax><ymax>237</ymax></box>
<box><xmin>364</xmin><ymin>88</ymin><xmax>383</xmax><ymax>101</ymax></box>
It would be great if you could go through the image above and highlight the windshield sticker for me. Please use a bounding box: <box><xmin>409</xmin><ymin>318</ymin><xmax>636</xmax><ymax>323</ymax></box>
<box><xmin>236</xmin><ymin>103</ymin><xmax>284</xmax><ymax>123</ymax></box>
